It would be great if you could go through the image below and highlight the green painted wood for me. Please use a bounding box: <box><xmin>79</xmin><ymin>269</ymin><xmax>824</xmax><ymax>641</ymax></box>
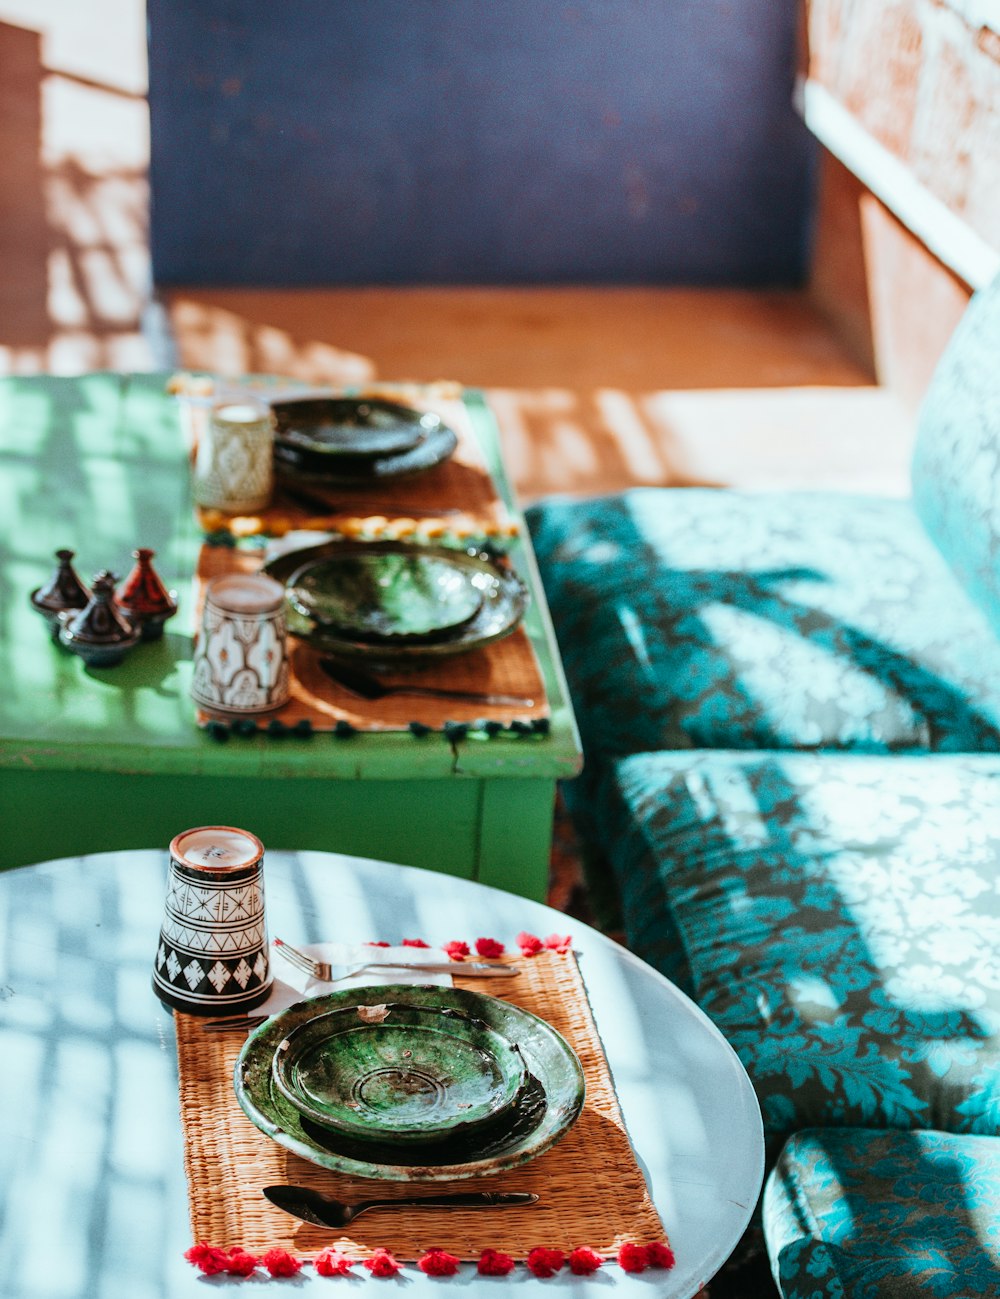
<box><xmin>475</xmin><ymin>776</ymin><xmax>557</xmax><ymax>902</ymax></box>
<box><xmin>0</xmin><ymin>374</ymin><xmax>582</xmax><ymax>890</ymax></box>
<box><xmin>0</xmin><ymin>768</ymin><xmax>483</xmax><ymax>880</ymax></box>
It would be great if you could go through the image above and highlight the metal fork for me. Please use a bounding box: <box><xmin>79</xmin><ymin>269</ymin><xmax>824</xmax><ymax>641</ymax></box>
<box><xmin>272</xmin><ymin>937</ymin><xmax>518</xmax><ymax>982</ymax></box>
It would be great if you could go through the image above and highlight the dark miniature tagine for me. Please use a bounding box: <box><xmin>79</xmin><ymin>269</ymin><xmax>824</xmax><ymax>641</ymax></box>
<box><xmin>59</xmin><ymin>570</ymin><xmax>141</xmax><ymax>667</ymax></box>
<box><xmin>116</xmin><ymin>547</ymin><xmax>178</xmax><ymax>640</ymax></box>
<box><xmin>30</xmin><ymin>548</ymin><xmax>92</xmax><ymax>633</ymax></box>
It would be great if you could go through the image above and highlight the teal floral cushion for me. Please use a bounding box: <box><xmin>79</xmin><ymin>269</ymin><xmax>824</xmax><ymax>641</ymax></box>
<box><xmin>764</xmin><ymin>1127</ymin><xmax>1000</xmax><ymax>1298</ymax></box>
<box><xmin>912</xmin><ymin>271</ymin><xmax>1000</xmax><ymax>638</ymax></box>
<box><xmin>525</xmin><ymin>488</ymin><xmax>1000</xmax><ymax>758</ymax></box>
<box><xmin>608</xmin><ymin>750</ymin><xmax>1000</xmax><ymax>1155</ymax></box>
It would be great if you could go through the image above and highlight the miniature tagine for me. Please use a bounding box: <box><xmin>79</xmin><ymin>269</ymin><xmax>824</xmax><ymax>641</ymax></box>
<box><xmin>59</xmin><ymin>570</ymin><xmax>142</xmax><ymax>667</ymax></box>
<box><xmin>116</xmin><ymin>547</ymin><xmax>178</xmax><ymax>640</ymax></box>
<box><xmin>30</xmin><ymin>548</ymin><xmax>92</xmax><ymax>633</ymax></box>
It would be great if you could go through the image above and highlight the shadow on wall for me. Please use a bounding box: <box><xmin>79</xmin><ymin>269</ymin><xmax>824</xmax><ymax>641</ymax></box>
<box><xmin>0</xmin><ymin>19</ymin><xmax>152</xmax><ymax>375</ymax></box>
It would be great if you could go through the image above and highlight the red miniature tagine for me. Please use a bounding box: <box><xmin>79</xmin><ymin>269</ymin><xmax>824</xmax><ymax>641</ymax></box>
<box><xmin>116</xmin><ymin>547</ymin><xmax>178</xmax><ymax>640</ymax></box>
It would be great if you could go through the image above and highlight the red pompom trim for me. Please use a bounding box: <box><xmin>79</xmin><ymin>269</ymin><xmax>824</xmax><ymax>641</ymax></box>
<box><xmin>543</xmin><ymin>933</ymin><xmax>572</xmax><ymax>953</ymax></box>
<box><xmin>184</xmin><ymin>1242</ymin><xmax>229</xmax><ymax>1275</ymax></box>
<box><xmin>363</xmin><ymin>1248</ymin><xmax>402</xmax><ymax>1277</ymax></box>
<box><xmin>617</xmin><ymin>1242</ymin><xmax>649</xmax><ymax>1273</ymax></box>
<box><xmin>262</xmin><ymin>1247</ymin><xmax>303</xmax><ymax>1277</ymax></box>
<box><xmin>443</xmin><ymin>940</ymin><xmax>470</xmax><ymax>961</ymax></box>
<box><xmin>475</xmin><ymin>936</ymin><xmax>505</xmax><ymax>958</ymax></box>
<box><xmin>526</xmin><ymin>1246</ymin><xmax>565</xmax><ymax>1277</ymax></box>
<box><xmin>418</xmin><ymin>1248</ymin><xmax>461</xmax><ymax>1276</ymax></box>
<box><xmin>516</xmin><ymin>931</ymin><xmax>544</xmax><ymax>956</ymax></box>
<box><xmin>477</xmin><ymin>1248</ymin><xmax>516</xmax><ymax>1276</ymax></box>
<box><xmin>224</xmin><ymin>1248</ymin><xmax>259</xmax><ymax>1277</ymax></box>
<box><xmin>646</xmin><ymin>1240</ymin><xmax>676</xmax><ymax>1269</ymax></box>
<box><xmin>568</xmin><ymin>1246</ymin><xmax>604</xmax><ymax>1274</ymax></box>
<box><xmin>402</xmin><ymin>938</ymin><xmax>431</xmax><ymax>948</ymax></box>
<box><xmin>314</xmin><ymin>1247</ymin><xmax>354</xmax><ymax>1276</ymax></box>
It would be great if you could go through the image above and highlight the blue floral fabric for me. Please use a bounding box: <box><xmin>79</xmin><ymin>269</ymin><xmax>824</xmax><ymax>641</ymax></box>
<box><xmin>912</xmin><ymin>271</ymin><xmax>1000</xmax><ymax>639</ymax></box>
<box><xmin>608</xmin><ymin>750</ymin><xmax>1000</xmax><ymax>1156</ymax></box>
<box><xmin>764</xmin><ymin>1127</ymin><xmax>1000</xmax><ymax>1298</ymax></box>
<box><xmin>525</xmin><ymin>488</ymin><xmax>1000</xmax><ymax>759</ymax></box>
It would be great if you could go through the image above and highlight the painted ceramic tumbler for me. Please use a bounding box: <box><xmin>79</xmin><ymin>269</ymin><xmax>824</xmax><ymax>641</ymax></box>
<box><xmin>193</xmin><ymin>397</ymin><xmax>274</xmax><ymax>513</ymax></box>
<box><xmin>190</xmin><ymin>572</ymin><xmax>290</xmax><ymax>715</ymax></box>
<box><xmin>152</xmin><ymin>825</ymin><xmax>272</xmax><ymax>1015</ymax></box>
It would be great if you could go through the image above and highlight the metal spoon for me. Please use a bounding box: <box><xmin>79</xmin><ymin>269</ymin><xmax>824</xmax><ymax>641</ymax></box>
<box><xmin>263</xmin><ymin>1184</ymin><xmax>538</xmax><ymax>1228</ymax></box>
<box><xmin>319</xmin><ymin>658</ymin><xmax>535</xmax><ymax>707</ymax></box>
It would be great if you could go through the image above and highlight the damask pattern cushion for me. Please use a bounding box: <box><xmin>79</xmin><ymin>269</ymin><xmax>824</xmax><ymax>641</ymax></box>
<box><xmin>912</xmin><ymin>271</ymin><xmax>1000</xmax><ymax>638</ymax></box>
<box><xmin>525</xmin><ymin>488</ymin><xmax>1000</xmax><ymax>757</ymax></box>
<box><xmin>764</xmin><ymin>1127</ymin><xmax>1000</xmax><ymax>1298</ymax></box>
<box><xmin>608</xmin><ymin>750</ymin><xmax>1000</xmax><ymax>1154</ymax></box>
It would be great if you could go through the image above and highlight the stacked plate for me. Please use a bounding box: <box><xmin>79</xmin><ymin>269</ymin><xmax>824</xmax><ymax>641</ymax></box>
<box><xmin>233</xmin><ymin>984</ymin><xmax>586</xmax><ymax>1180</ymax></box>
<box><xmin>263</xmin><ymin>539</ymin><xmax>528</xmax><ymax>662</ymax></box>
<box><xmin>271</xmin><ymin>396</ymin><xmax>459</xmax><ymax>488</ymax></box>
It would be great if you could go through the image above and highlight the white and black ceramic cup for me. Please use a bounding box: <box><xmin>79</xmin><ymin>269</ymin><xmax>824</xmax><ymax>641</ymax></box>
<box><xmin>190</xmin><ymin>572</ymin><xmax>290</xmax><ymax>715</ymax></box>
<box><xmin>152</xmin><ymin>825</ymin><xmax>272</xmax><ymax>1016</ymax></box>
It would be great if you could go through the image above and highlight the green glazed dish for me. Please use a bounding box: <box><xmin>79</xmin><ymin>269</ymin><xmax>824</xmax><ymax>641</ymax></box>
<box><xmin>271</xmin><ymin>398</ymin><xmax>458</xmax><ymax>484</ymax></box>
<box><xmin>234</xmin><ymin>984</ymin><xmax>586</xmax><ymax>1181</ymax></box>
<box><xmin>263</xmin><ymin>540</ymin><xmax>528</xmax><ymax>663</ymax></box>
<box><xmin>286</xmin><ymin>550</ymin><xmax>484</xmax><ymax>644</ymax></box>
<box><xmin>271</xmin><ymin>397</ymin><xmax>439</xmax><ymax>460</ymax></box>
<box><xmin>271</xmin><ymin>1002</ymin><xmax>527</xmax><ymax>1145</ymax></box>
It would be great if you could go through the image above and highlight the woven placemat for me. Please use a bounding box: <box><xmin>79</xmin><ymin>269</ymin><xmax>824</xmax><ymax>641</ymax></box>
<box><xmin>188</xmin><ymin>384</ymin><xmax>549</xmax><ymax>732</ymax></box>
<box><xmin>191</xmin><ymin>385</ymin><xmax>513</xmax><ymax>544</ymax></box>
<box><xmin>193</xmin><ymin>546</ymin><xmax>548</xmax><ymax>731</ymax></box>
<box><xmin>174</xmin><ymin>951</ymin><xmax>666</xmax><ymax>1261</ymax></box>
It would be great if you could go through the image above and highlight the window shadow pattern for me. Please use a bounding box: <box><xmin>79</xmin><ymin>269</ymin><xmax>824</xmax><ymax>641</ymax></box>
<box><xmin>613</xmin><ymin>749</ymin><xmax>1000</xmax><ymax>1294</ymax></box>
<box><xmin>765</xmin><ymin>1126</ymin><xmax>1000</xmax><ymax>1296</ymax></box>
<box><xmin>525</xmin><ymin>485</ymin><xmax>1000</xmax><ymax>933</ymax></box>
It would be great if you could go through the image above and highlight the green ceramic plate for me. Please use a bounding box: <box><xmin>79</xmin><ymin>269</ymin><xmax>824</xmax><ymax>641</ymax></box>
<box><xmin>271</xmin><ymin>1002</ymin><xmax>527</xmax><ymax>1146</ymax></box>
<box><xmin>263</xmin><ymin>540</ymin><xmax>528</xmax><ymax>663</ymax></box>
<box><xmin>286</xmin><ymin>550</ymin><xmax>484</xmax><ymax>644</ymax></box>
<box><xmin>271</xmin><ymin>397</ymin><xmax>439</xmax><ymax>460</ymax></box>
<box><xmin>271</xmin><ymin>398</ymin><xmax>458</xmax><ymax>484</ymax></box>
<box><xmin>234</xmin><ymin>984</ymin><xmax>586</xmax><ymax>1181</ymax></box>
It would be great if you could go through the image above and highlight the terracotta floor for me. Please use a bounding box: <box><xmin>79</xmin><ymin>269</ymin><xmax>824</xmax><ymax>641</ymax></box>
<box><xmin>161</xmin><ymin>284</ymin><xmax>915</xmax><ymax>504</ymax></box>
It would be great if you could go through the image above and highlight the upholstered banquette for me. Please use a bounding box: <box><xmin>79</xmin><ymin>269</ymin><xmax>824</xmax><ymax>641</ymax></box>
<box><xmin>525</xmin><ymin>273</ymin><xmax>1000</xmax><ymax>1298</ymax></box>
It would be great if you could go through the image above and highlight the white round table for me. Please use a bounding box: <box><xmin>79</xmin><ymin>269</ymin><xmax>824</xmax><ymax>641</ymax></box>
<box><xmin>0</xmin><ymin>849</ymin><xmax>763</xmax><ymax>1297</ymax></box>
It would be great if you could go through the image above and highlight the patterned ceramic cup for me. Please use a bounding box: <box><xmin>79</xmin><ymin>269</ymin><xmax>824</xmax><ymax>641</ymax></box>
<box><xmin>152</xmin><ymin>825</ymin><xmax>272</xmax><ymax>1015</ymax></box>
<box><xmin>191</xmin><ymin>572</ymin><xmax>290</xmax><ymax>715</ymax></box>
<box><xmin>193</xmin><ymin>397</ymin><xmax>275</xmax><ymax>513</ymax></box>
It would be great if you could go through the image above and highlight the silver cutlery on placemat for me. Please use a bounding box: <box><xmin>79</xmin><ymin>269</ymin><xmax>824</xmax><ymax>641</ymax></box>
<box><xmin>272</xmin><ymin>937</ymin><xmax>518</xmax><ymax>983</ymax></box>
<box><xmin>263</xmin><ymin>1185</ymin><xmax>539</xmax><ymax>1228</ymax></box>
<box><xmin>319</xmin><ymin>659</ymin><xmax>535</xmax><ymax>708</ymax></box>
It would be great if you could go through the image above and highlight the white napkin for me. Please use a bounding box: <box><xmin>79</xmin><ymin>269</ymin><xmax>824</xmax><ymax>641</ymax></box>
<box><xmin>252</xmin><ymin>942</ymin><xmax>454</xmax><ymax>1018</ymax></box>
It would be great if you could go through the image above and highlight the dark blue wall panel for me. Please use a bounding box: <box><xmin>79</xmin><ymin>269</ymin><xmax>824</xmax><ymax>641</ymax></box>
<box><xmin>148</xmin><ymin>0</ymin><xmax>815</xmax><ymax>286</ymax></box>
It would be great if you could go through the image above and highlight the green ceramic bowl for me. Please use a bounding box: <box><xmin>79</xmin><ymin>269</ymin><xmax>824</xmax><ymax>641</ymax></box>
<box><xmin>234</xmin><ymin>984</ymin><xmax>586</xmax><ymax>1181</ymax></box>
<box><xmin>271</xmin><ymin>1001</ymin><xmax>527</xmax><ymax>1146</ymax></box>
<box><xmin>285</xmin><ymin>550</ymin><xmax>484</xmax><ymax>644</ymax></box>
<box><xmin>263</xmin><ymin>540</ymin><xmax>528</xmax><ymax>664</ymax></box>
<box><xmin>271</xmin><ymin>397</ymin><xmax>437</xmax><ymax>460</ymax></box>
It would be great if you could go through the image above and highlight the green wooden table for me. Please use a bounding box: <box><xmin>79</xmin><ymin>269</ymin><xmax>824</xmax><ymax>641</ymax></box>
<box><xmin>0</xmin><ymin>373</ymin><xmax>582</xmax><ymax>897</ymax></box>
